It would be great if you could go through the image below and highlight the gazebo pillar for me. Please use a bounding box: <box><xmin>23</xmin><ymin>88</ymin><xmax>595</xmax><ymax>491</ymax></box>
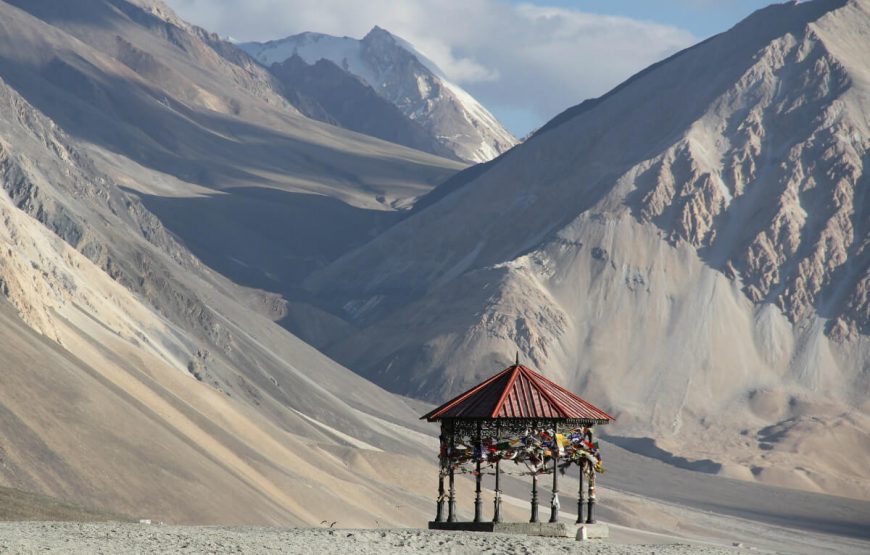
<box><xmin>492</xmin><ymin>460</ymin><xmax>502</xmax><ymax>523</ymax></box>
<box><xmin>530</xmin><ymin>471</ymin><xmax>539</xmax><ymax>522</ymax></box>
<box><xmin>447</xmin><ymin>469</ymin><xmax>457</xmax><ymax>522</ymax></box>
<box><xmin>473</xmin><ymin>459</ymin><xmax>483</xmax><ymax>522</ymax></box>
<box><xmin>447</xmin><ymin>421</ymin><xmax>457</xmax><ymax>522</ymax></box>
<box><xmin>576</xmin><ymin>460</ymin><xmax>586</xmax><ymax>524</ymax></box>
<box><xmin>586</xmin><ymin>467</ymin><xmax>597</xmax><ymax>524</ymax></box>
<box><xmin>473</xmin><ymin>423</ymin><xmax>483</xmax><ymax>522</ymax></box>
<box><xmin>549</xmin><ymin>441</ymin><xmax>560</xmax><ymax>522</ymax></box>
<box><xmin>435</xmin><ymin>432</ymin><xmax>446</xmax><ymax>522</ymax></box>
<box><xmin>493</xmin><ymin>422</ymin><xmax>502</xmax><ymax>523</ymax></box>
<box><xmin>435</xmin><ymin>472</ymin><xmax>446</xmax><ymax>522</ymax></box>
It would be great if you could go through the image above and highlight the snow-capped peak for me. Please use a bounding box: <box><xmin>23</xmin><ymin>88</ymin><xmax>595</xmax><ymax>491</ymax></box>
<box><xmin>240</xmin><ymin>28</ymin><xmax>517</xmax><ymax>163</ymax></box>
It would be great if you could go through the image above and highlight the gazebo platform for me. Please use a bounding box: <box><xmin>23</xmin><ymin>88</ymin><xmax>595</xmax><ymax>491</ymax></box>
<box><xmin>428</xmin><ymin>521</ymin><xmax>571</xmax><ymax>537</ymax></box>
<box><xmin>428</xmin><ymin>521</ymin><xmax>609</xmax><ymax>539</ymax></box>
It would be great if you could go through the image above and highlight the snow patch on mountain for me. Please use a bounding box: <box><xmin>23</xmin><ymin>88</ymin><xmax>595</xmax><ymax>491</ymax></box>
<box><xmin>241</xmin><ymin>28</ymin><xmax>517</xmax><ymax>163</ymax></box>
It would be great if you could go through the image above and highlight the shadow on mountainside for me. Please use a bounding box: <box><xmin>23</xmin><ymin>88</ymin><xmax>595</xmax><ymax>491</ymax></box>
<box><xmin>0</xmin><ymin>22</ymin><xmax>454</xmax><ymax>201</ymax></box>
<box><xmin>605</xmin><ymin>436</ymin><xmax>722</xmax><ymax>474</ymax></box>
<box><xmin>597</xmin><ymin>440</ymin><xmax>870</xmax><ymax>541</ymax></box>
<box><xmin>6</xmin><ymin>0</ymin><xmax>172</xmax><ymax>29</ymax></box>
<box><xmin>131</xmin><ymin>187</ymin><xmax>400</xmax><ymax>298</ymax></box>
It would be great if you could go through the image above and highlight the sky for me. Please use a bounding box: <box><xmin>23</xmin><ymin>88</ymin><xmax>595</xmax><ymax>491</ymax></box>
<box><xmin>165</xmin><ymin>0</ymin><xmax>775</xmax><ymax>137</ymax></box>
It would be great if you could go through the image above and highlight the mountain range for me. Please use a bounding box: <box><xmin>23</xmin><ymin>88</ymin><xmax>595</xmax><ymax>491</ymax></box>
<box><xmin>300</xmin><ymin>0</ymin><xmax>870</xmax><ymax>498</ymax></box>
<box><xmin>0</xmin><ymin>0</ymin><xmax>867</xmax><ymax>535</ymax></box>
<box><xmin>0</xmin><ymin>0</ymin><xmax>463</xmax><ymax>525</ymax></box>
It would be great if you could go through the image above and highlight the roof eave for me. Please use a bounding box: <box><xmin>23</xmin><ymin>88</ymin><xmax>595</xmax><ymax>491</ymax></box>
<box><xmin>423</xmin><ymin>415</ymin><xmax>614</xmax><ymax>424</ymax></box>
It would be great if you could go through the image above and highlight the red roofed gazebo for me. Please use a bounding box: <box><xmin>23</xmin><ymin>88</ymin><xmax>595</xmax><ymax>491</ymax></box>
<box><xmin>422</xmin><ymin>354</ymin><xmax>614</xmax><ymax>532</ymax></box>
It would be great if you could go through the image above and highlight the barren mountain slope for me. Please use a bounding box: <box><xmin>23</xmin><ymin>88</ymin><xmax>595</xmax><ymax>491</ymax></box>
<box><xmin>0</xmin><ymin>0</ymin><xmax>463</xmax><ymax>312</ymax></box>
<box><xmin>241</xmin><ymin>27</ymin><xmax>518</xmax><ymax>163</ymax></box>
<box><xmin>0</xmin><ymin>63</ymin><xmax>455</xmax><ymax>525</ymax></box>
<box><xmin>306</xmin><ymin>0</ymin><xmax>870</xmax><ymax>498</ymax></box>
<box><xmin>0</xmin><ymin>0</ymin><xmax>467</xmax><ymax>525</ymax></box>
<box><xmin>0</xmin><ymin>0</ymin><xmax>463</xmax><ymax>204</ymax></box>
<box><xmin>0</xmin><ymin>482</ymin><xmax>128</xmax><ymax>522</ymax></box>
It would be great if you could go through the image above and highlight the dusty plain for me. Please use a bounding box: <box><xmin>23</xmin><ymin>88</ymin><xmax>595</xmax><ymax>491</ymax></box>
<box><xmin>0</xmin><ymin>523</ymin><xmax>748</xmax><ymax>555</ymax></box>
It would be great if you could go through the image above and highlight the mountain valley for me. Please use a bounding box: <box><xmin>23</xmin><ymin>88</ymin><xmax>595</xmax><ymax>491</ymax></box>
<box><xmin>0</xmin><ymin>0</ymin><xmax>867</xmax><ymax>547</ymax></box>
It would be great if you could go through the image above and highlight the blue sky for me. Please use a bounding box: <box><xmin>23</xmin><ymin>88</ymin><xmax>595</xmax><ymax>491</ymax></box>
<box><xmin>168</xmin><ymin>0</ymin><xmax>780</xmax><ymax>137</ymax></box>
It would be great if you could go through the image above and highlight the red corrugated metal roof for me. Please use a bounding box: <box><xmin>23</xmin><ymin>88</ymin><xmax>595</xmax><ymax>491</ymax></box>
<box><xmin>421</xmin><ymin>362</ymin><xmax>614</xmax><ymax>423</ymax></box>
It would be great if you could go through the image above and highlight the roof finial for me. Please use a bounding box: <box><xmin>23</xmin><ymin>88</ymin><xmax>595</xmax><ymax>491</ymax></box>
<box><xmin>515</xmin><ymin>351</ymin><xmax>519</xmax><ymax>366</ymax></box>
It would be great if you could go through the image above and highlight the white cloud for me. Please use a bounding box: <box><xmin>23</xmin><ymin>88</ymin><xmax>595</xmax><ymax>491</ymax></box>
<box><xmin>165</xmin><ymin>0</ymin><xmax>696</xmax><ymax>135</ymax></box>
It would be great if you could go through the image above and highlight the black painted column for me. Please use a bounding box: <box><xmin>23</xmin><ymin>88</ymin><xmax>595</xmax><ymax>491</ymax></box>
<box><xmin>549</xmin><ymin>439</ymin><xmax>560</xmax><ymax>522</ymax></box>
<box><xmin>473</xmin><ymin>423</ymin><xmax>483</xmax><ymax>522</ymax></box>
<box><xmin>473</xmin><ymin>460</ymin><xmax>483</xmax><ymax>522</ymax></box>
<box><xmin>576</xmin><ymin>460</ymin><xmax>585</xmax><ymax>524</ymax></box>
<box><xmin>585</xmin><ymin>468</ymin><xmax>596</xmax><ymax>524</ymax></box>
<box><xmin>530</xmin><ymin>471</ymin><xmax>539</xmax><ymax>523</ymax></box>
<box><xmin>447</xmin><ymin>421</ymin><xmax>457</xmax><ymax>522</ymax></box>
<box><xmin>447</xmin><ymin>469</ymin><xmax>457</xmax><ymax>522</ymax></box>
<box><xmin>435</xmin><ymin>431</ymin><xmax>446</xmax><ymax>522</ymax></box>
<box><xmin>436</xmin><ymin>473</ymin><xmax>446</xmax><ymax>522</ymax></box>
<box><xmin>436</xmin><ymin>474</ymin><xmax>446</xmax><ymax>523</ymax></box>
<box><xmin>492</xmin><ymin>460</ymin><xmax>502</xmax><ymax>523</ymax></box>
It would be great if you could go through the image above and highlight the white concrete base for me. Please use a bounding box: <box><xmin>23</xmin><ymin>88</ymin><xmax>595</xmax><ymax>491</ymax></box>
<box><xmin>576</xmin><ymin>523</ymin><xmax>609</xmax><ymax>540</ymax></box>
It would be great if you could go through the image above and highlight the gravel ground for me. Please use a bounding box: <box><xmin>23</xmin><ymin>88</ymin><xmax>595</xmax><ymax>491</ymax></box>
<box><xmin>0</xmin><ymin>522</ymin><xmax>741</xmax><ymax>554</ymax></box>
